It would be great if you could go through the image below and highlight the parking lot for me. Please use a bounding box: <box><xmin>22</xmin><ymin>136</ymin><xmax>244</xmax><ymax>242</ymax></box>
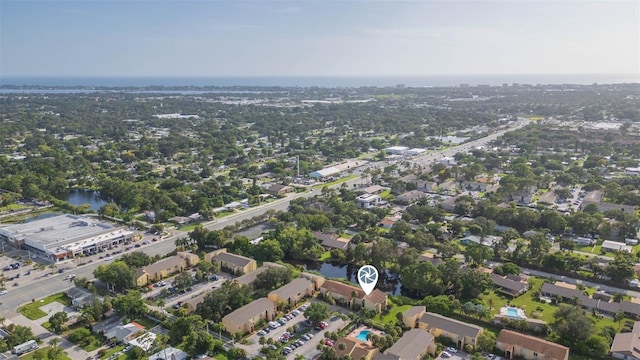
<box><xmin>241</xmin><ymin>302</ymin><xmax>347</xmax><ymax>359</ymax></box>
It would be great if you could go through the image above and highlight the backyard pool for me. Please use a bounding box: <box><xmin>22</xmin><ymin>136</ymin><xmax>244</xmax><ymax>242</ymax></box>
<box><xmin>501</xmin><ymin>306</ymin><xmax>527</xmax><ymax>320</ymax></box>
<box><xmin>355</xmin><ymin>329</ymin><xmax>372</xmax><ymax>342</ymax></box>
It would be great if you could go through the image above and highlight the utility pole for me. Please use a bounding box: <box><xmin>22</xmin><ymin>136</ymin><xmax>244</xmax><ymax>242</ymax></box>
<box><xmin>297</xmin><ymin>155</ymin><xmax>300</xmax><ymax>177</ymax></box>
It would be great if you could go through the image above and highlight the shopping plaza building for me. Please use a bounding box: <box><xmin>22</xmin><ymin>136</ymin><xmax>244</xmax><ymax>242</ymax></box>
<box><xmin>0</xmin><ymin>214</ymin><xmax>134</xmax><ymax>262</ymax></box>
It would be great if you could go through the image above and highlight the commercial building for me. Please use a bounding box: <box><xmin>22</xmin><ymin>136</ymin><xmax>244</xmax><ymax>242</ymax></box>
<box><xmin>0</xmin><ymin>214</ymin><xmax>134</xmax><ymax>262</ymax></box>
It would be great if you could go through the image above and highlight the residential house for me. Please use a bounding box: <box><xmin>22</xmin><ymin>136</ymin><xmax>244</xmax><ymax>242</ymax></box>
<box><xmin>205</xmin><ymin>248</ymin><xmax>257</xmax><ymax>275</ymax></box>
<box><xmin>511</xmin><ymin>187</ymin><xmax>536</xmax><ymax>204</ymax></box>
<box><xmin>104</xmin><ymin>322</ymin><xmax>146</xmax><ymax>344</ymax></box>
<box><xmin>540</xmin><ymin>282</ymin><xmax>640</xmax><ymax>318</ymax></box>
<box><xmin>611</xmin><ymin>320</ymin><xmax>640</xmax><ymax>360</ymax></box>
<box><xmin>266</xmin><ymin>184</ymin><xmax>294</xmax><ymax>196</ymax></box>
<box><xmin>602</xmin><ymin>240</ymin><xmax>633</xmax><ymax>253</ymax></box>
<box><xmin>574</xmin><ymin>237</ymin><xmax>596</xmax><ymax>246</ymax></box>
<box><xmin>299</xmin><ymin>272</ymin><xmax>326</xmax><ymax>289</ymax></box>
<box><xmin>136</xmin><ymin>252</ymin><xmax>199</xmax><ymax>286</ymax></box>
<box><xmin>66</xmin><ymin>287</ymin><xmax>98</xmax><ymax>308</ymax></box>
<box><xmin>183</xmin><ymin>292</ymin><xmax>208</xmax><ymax>314</ymax></box>
<box><xmin>383</xmin><ymin>328</ymin><xmax>436</xmax><ymax>359</ymax></box>
<box><xmin>462</xmin><ymin>181</ymin><xmax>499</xmax><ymax>193</ymax></box>
<box><xmin>417</xmin><ymin>252</ymin><xmax>444</xmax><ymax>267</ymax></box>
<box><xmin>267</xmin><ymin>278</ymin><xmax>315</xmax><ymax>306</ymax></box>
<box><xmin>491</xmin><ymin>274</ymin><xmax>529</xmax><ymax>297</ymax></box>
<box><xmin>396</xmin><ymin>190</ymin><xmax>428</xmax><ymax>204</ymax></box>
<box><xmin>415</xmin><ymin>180</ymin><xmax>437</xmax><ymax>193</ymax></box>
<box><xmin>439</xmin><ymin>196</ymin><xmax>459</xmax><ymax>212</ymax></box>
<box><xmin>221</xmin><ymin>298</ymin><xmax>277</xmax><ymax>334</ymax></box>
<box><xmin>540</xmin><ymin>282</ymin><xmax>584</xmax><ymax>302</ymax></box>
<box><xmin>313</xmin><ymin>231</ymin><xmax>351</xmax><ymax>250</ymax></box>
<box><xmin>319</xmin><ymin>280</ymin><xmax>387</xmax><ymax>312</ymax></box>
<box><xmin>234</xmin><ymin>262</ymin><xmax>286</xmax><ymax>287</ymax></box>
<box><xmin>403</xmin><ymin>308</ymin><xmax>483</xmax><ymax>349</ymax></box>
<box><xmin>148</xmin><ymin>347</ymin><xmax>188</xmax><ymax>360</ymax></box>
<box><xmin>362</xmin><ymin>185</ymin><xmax>388</xmax><ymax>195</ymax></box>
<box><xmin>356</xmin><ymin>194</ymin><xmax>382</xmax><ymax>209</ymax></box>
<box><xmin>334</xmin><ymin>337</ymin><xmax>378</xmax><ymax>360</ymax></box>
<box><xmin>379</xmin><ymin>218</ymin><xmax>398</xmax><ymax>229</ymax></box>
<box><xmin>438</xmin><ymin>181</ymin><xmax>459</xmax><ymax>195</ymax></box>
<box><xmin>496</xmin><ymin>329</ymin><xmax>569</xmax><ymax>360</ymax></box>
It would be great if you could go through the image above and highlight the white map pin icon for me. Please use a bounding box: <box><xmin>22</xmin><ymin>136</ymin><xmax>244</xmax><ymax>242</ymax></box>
<box><xmin>357</xmin><ymin>265</ymin><xmax>379</xmax><ymax>295</ymax></box>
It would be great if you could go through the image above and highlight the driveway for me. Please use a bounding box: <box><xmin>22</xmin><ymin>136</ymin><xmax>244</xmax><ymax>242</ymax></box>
<box><xmin>35</xmin><ymin>302</ymin><xmax>79</xmax><ymax>325</ymax></box>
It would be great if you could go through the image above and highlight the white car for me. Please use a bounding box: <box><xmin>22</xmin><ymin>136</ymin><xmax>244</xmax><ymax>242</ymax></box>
<box><xmin>445</xmin><ymin>347</ymin><xmax>458</xmax><ymax>353</ymax></box>
<box><xmin>441</xmin><ymin>352</ymin><xmax>451</xmax><ymax>359</ymax></box>
<box><xmin>0</xmin><ymin>290</ymin><xmax>7</xmax><ymax>295</ymax></box>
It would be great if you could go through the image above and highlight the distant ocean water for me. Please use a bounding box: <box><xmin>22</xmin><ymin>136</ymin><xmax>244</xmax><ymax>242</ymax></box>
<box><xmin>1</xmin><ymin>74</ymin><xmax>638</xmax><ymax>88</ymax></box>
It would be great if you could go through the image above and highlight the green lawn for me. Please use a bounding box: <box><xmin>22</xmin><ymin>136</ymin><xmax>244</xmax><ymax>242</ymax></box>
<box><xmin>312</xmin><ymin>175</ymin><xmax>358</xmax><ymax>189</ymax></box>
<box><xmin>20</xmin><ymin>347</ymin><xmax>72</xmax><ymax>360</ymax></box>
<box><xmin>99</xmin><ymin>345</ymin><xmax>126</xmax><ymax>359</ymax></box>
<box><xmin>18</xmin><ymin>293</ymin><xmax>72</xmax><ymax>320</ymax></box>
<box><xmin>379</xmin><ymin>190</ymin><xmax>394</xmax><ymax>201</ymax></box>
<box><xmin>481</xmin><ymin>277</ymin><xmax>632</xmax><ymax>332</ymax></box>
<box><xmin>212</xmin><ymin>353</ymin><xmax>229</xmax><ymax>360</ymax></box>
<box><xmin>132</xmin><ymin>316</ymin><xmax>158</xmax><ymax>329</ymax></box>
<box><xmin>372</xmin><ymin>298</ymin><xmax>412</xmax><ymax>325</ymax></box>
<box><xmin>0</xmin><ymin>203</ymin><xmax>29</xmax><ymax>212</ymax></box>
<box><xmin>318</xmin><ymin>251</ymin><xmax>332</xmax><ymax>261</ymax></box>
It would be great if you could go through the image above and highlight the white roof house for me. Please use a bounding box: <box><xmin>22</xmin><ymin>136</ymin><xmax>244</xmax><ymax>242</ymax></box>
<box><xmin>602</xmin><ymin>240</ymin><xmax>633</xmax><ymax>253</ymax></box>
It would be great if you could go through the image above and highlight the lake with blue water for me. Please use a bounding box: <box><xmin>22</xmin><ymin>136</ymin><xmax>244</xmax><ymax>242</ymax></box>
<box><xmin>57</xmin><ymin>189</ymin><xmax>109</xmax><ymax>211</ymax></box>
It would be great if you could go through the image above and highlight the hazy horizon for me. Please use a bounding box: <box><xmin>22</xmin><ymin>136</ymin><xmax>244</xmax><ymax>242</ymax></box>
<box><xmin>1</xmin><ymin>1</ymin><xmax>638</xmax><ymax>79</ymax></box>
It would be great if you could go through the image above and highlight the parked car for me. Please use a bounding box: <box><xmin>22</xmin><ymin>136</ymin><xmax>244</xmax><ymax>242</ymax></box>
<box><xmin>445</xmin><ymin>347</ymin><xmax>457</xmax><ymax>353</ymax></box>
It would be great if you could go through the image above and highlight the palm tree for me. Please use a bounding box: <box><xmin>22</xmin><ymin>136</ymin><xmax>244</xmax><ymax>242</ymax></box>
<box><xmin>48</xmin><ymin>338</ymin><xmax>60</xmax><ymax>348</ymax></box>
<box><xmin>49</xmin><ymin>263</ymin><xmax>58</xmax><ymax>275</ymax></box>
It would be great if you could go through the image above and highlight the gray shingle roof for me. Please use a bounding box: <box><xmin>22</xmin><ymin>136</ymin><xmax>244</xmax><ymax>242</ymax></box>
<box><xmin>420</xmin><ymin>312</ymin><xmax>482</xmax><ymax>339</ymax></box>
<box><xmin>385</xmin><ymin>328</ymin><xmax>434</xmax><ymax>360</ymax></box>
<box><xmin>268</xmin><ymin>278</ymin><xmax>313</xmax><ymax>301</ymax></box>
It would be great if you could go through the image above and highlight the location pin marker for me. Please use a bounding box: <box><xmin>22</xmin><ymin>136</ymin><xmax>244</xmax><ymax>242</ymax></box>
<box><xmin>357</xmin><ymin>265</ymin><xmax>379</xmax><ymax>295</ymax></box>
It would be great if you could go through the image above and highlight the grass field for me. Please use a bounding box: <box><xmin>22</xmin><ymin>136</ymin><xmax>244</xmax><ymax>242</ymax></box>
<box><xmin>18</xmin><ymin>293</ymin><xmax>72</xmax><ymax>320</ymax></box>
<box><xmin>372</xmin><ymin>298</ymin><xmax>412</xmax><ymax>326</ymax></box>
<box><xmin>99</xmin><ymin>345</ymin><xmax>126</xmax><ymax>359</ymax></box>
<box><xmin>481</xmin><ymin>277</ymin><xmax>627</xmax><ymax>332</ymax></box>
<box><xmin>20</xmin><ymin>347</ymin><xmax>72</xmax><ymax>360</ymax></box>
<box><xmin>0</xmin><ymin>203</ymin><xmax>29</xmax><ymax>212</ymax></box>
<box><xmin>318</xmin><ymin>251</ymin><xmax>332</xmax><ymax>262</ymax></box>
<box><xmin>312</xmin><ymin>175</ymin><xmax>358</xmax><ymax>189</ymax></box>
<box><xmin>132</xmin><ymin>316</ymin><xmax>159</xmax><ymax>329</ymax></box>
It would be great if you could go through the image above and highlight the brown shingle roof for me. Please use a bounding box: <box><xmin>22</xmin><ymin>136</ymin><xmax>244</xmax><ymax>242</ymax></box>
<box><xmin>143</xmin><ymin>255</ymin><xmax>184</xmax><ymax>275</ymax></box>
<box><xmin>420</xmin><ymin>312</ymin><xmax>482</xmax><ymax>339</ymax></box>
<box><xmin>320</xmin><ymin>280</ymin><xmax>386</xmax><ymax>304</ymax></box>
<box><xmin>212</xmin><ymin>252</ymin><xmax>253</xmax><ymax>267</ymax></box>
<box><xmin>497</xmin><ymin>330</ymin><xmax>569</xmax><ymax>360</ymax></box>
<box><xmin>222</xmin><ymin>298</ymin><xmax>275</xmax><ymax>325</ymax></box>
<box><xmin>268</xmin><ymin>278</ymin><xmax>313</xmax><ymax>300</ymax></box>
<box><xmin>385</xmin><ymin>328</ymin><xmax>434</xmax><ymax>360</ymax></box>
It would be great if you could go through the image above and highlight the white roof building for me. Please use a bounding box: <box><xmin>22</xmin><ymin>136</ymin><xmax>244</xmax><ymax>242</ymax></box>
<box><xmin>0</xmin><ymin>214</ymin><xmax>133</xmax><ymax>262</ymax></box>
<box><xmin>148</xmin><ymin>347</ymin><xmax>188</xmax><ymax>360</ymax></box>
<box><xmin>385</xmin><ymin>146</ymin><xmax>409</xmax><ymax>155</ymax></box>
<box><xmin>602</xmin><ymin>240</ymin><xmax>633</xmax><ymax>253</ymax></box>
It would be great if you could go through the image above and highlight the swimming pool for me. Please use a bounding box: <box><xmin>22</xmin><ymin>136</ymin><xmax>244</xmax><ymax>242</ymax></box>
<box><xmin>355</xmin><ymin>329</ymin><xmax>372</xmax><ymax>342</ymax></box>
<box><xmin>507</xmin><ymin>307</ymin><xmax>519</xmax><ymax>317</ymax></box>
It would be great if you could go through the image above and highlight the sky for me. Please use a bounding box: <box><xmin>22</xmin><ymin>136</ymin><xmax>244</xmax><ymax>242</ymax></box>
<box><xmin>1</xmin><ymin>0</ymin><xmax>639</xmax><ymax>78</ymax></box>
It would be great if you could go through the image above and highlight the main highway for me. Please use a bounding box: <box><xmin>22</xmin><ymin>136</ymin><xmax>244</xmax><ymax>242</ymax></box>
<box><xmin>0</xmin><ymin>117</ymin><xmax>530</xmax><ymax>317</ymax></box>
